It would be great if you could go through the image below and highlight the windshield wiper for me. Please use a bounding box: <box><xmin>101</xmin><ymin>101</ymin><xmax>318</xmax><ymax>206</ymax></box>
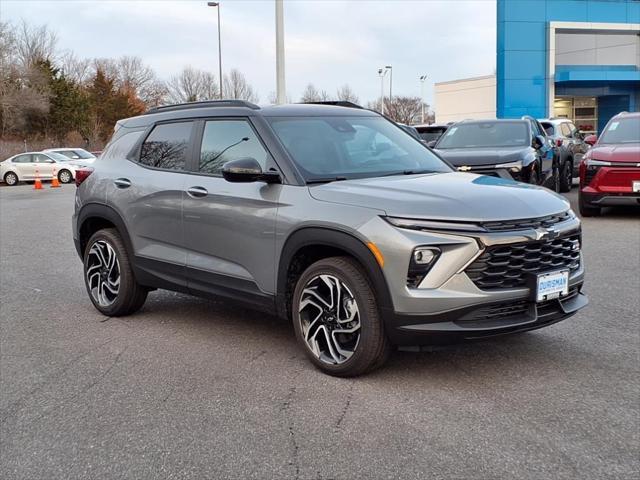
<box><xmin>306</xmin><ymin>176</ymin><xmax>348</xmax><ymax>185</ymax></box>
<box><xmin>380</xmin><ymin>169</ymin><xmax>435</xmax><ymax>177</ymax></box>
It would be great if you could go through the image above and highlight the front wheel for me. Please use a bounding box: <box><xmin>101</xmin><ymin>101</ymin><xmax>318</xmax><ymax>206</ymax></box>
<box><xmin>4</xmin><ymin>171</ymin><xmax>18</xmax><ymax>186</ymax></box>
<box><xmin>58</xmin><ymin>169</ymin><xmax>73</xmax><ymax>184</ymax></box>
<box><xmin>528</xmin><ymin>168</ymin><xmax>539</xmax><ymax>185</ymax></box>
<box><xmin>292</xmin><ymin>256</ymin><xmax>390</xmax><ymax>377</ymax></box>
<box><xmin>559</xmin><ymin>160</ymin><xmax>573</xmax><ymax>193</ymax></box>
<box><xmin>84</xmin><ymin>228</ymin><xmax>148</xmax><ymax>316</ymax></box>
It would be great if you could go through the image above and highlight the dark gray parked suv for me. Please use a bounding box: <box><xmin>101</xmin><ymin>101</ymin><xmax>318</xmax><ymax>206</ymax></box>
<box><xmin>73</xmin><ymin>100</ymin><xmax>588</xmax><ymax>376</ymax></box>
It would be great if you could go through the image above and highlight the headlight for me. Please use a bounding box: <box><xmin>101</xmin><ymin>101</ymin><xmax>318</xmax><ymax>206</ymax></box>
<box><xmin>407</xmin><ymin>247</ymin><xmax>440</xmax><ymax>288</ymax></box>
<box><xmin>384</xmin><ymin>216</ymin><xmax>486</xmax><ymax>233</ymax></box>
<box><xmin>495</xmin><ymin>160</ymin><xmax>523</xmax><ymax>172</ymax></box>
<box><xmin>585</xmin><ymin>159</ymin><xmax>611</xmax><ymax>167</ymax></box>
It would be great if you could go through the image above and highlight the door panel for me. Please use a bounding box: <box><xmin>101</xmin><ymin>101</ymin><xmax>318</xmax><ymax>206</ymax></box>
<box><xmin>11</xmin><ymin>154</ymin><xmax>35</xmax><ymax>179</ymax></box>
<box><xmin>34</xmin><ymin>154</ymin><xmax>56</xmax><ymax>179</ymax></box>
<box><xmin>105</xmin><ymin>121</ymin><xmax>195</xmax><ymax>289</ymax></box>
<box><xmin>183</xmin><ymin>118</ymin><xmax>280</xmax><ymax>298</ymax></box>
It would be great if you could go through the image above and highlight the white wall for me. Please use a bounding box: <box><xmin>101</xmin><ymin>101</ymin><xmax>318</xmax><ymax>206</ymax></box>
<box><xmin>434</xmin><ymin>75</ymin><xmax>496</xmax><ymax>123</ymax></box>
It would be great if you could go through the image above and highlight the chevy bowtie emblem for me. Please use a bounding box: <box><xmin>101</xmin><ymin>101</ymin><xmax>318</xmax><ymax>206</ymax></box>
<box><xmin>458</xmin><ymin>166</ymin><xmax>472</xmax><ymax>172</ymax></box>
<box><xmin>535</xmin><ymin>227</ymin><xmax>559</xmax><ymax>241</ymax></box>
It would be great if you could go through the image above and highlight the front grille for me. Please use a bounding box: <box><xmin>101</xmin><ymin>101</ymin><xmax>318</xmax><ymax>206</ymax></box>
<box><xmin>481</xmin><ymin>211</ymin><xmax>572</xmax><ymax>232</ymax></box>
<box><xmin>466</xmin><ymin>232</ymin><xmax>581</xmax><ymax>290</ymax></box>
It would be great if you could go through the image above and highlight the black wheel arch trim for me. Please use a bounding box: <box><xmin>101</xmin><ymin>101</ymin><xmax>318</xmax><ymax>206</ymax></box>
<box><xmin>76</xmin><ymin>203</ymin><xmax>135</xmax><ymax>261</ymax></box>
<box><xmin>276</xmin><ymin>227</ymin><xmax>394</xmax><ymax>320</ymax></box>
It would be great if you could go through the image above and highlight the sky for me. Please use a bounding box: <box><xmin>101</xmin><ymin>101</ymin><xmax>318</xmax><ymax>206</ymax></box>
<box><xmin>1</xmin><ymin>0</ymin><xmax>497</xmax><ymax>108</ymax></box>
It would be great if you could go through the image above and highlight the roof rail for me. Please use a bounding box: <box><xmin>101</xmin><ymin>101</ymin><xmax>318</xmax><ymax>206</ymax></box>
<box><xmin>300</xmin><ymin>101</ymin><xmax>364</xmax><ymax>109</ymax></box>
<box><xmin>145</xmin><ymin>99</ymin><xmax>260</xmax><ymax>114</ymax></box>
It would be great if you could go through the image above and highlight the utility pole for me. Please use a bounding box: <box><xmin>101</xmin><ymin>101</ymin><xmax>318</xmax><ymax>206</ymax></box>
<box><xmin>275</xmin><ymin>0</ymin><xmax>286</xmax><ymax>104</ymax></box>
<box><xmin>419</xmin><ymin>75</ymin><xmax>427</xmax><ymax>123</ymax></box>
<box><xmin>207</xmin><ymin>2</ymin><xmax>223</xmax><ymax>99</ymax></box>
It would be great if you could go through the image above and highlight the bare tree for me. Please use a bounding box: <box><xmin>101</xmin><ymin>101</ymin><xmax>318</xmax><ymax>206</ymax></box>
<box><xmin>60</xmin><ymin>51</ymin><xmax>92</xmax><ymax>84</ymax></box>
<box><xmin>223</xmin><ymin>69</ymin><xmax>258</xmax><ymax>102</ymax></box>
<box><xmin>14</xmin><ymin>20</ymin><xmax>57</xmax><ymax>68</ymax></box>
<box><xmin>368</xmin><ymin>96</ymin><xmax>428</xmax><ymax>124</ymax></box>
<box><xmin>165</xmin><ymin>66</ymin><xmax>219</xmax><ymax>103</ymax></box>
<box><xmin>116</xmin><ymin>56</ymin><xmax>155</xmax><ymax>93</ymax></box>
<box><xmin>300</xmin><ymin>83</ymin><xmax>332</xmax><ymax>103</ymax></box>
<box><xmin>336</xmin><ymin>84</ymin><xmax>359</xmax><ymax>104</ymax></box>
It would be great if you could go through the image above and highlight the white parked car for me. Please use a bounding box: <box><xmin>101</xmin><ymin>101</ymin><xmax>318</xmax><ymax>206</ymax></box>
<box><xmin>0</xmin><ymin>151</ymin><xmax>78</xmax><ymax>186</ymax></box>
<box><xmin>43</xmin><ymin>148</ymin><xmax>97</xmax><ymax>167</ymax></box>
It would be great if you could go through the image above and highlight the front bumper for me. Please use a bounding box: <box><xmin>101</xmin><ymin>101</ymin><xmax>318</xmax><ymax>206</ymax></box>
<box><xmin>384</xmin><ymin>287</ymin><xmax>587</xmax><ymax>346</ymax></box>
<box><xmin>360</xmin><ymin>214</ymin><xmax>587</xmax><ymax>346</ymax></box>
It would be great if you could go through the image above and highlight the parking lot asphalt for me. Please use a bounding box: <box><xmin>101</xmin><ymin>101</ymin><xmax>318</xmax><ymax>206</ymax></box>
<box><xmin>0</xmin><ymin>183</ymin><xmax>638</xmax><ymax>480</ymax></box>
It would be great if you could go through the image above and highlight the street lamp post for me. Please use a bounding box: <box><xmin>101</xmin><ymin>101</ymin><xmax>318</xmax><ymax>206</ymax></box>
<box><xmin>386</xmin><ymin>65</ymin><xmax>393</xmax><ymax>101</ymax></box>
<box><xmin>378</xmin><ymin>68</ymin><xmax>388</xmax><ymax>115</ymax></box>
<box><xmin>207</xmin><ymin>2</ymin><xmax>223</xmax><ymax>99</ymax></box>
<box><xmin>275</xmin><ymin>0</ymin><xmax>286</xmax><ymax>104</ymax></box>
<box><xmin>419</xmin><ymin>75</ymin><xmax>427</xmax><ymax>123</ymax></box>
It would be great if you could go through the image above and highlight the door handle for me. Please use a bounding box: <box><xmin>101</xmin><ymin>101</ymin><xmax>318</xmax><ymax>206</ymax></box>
<box><xmin>113</xmin><ymin>178</ymin><xmax>131</xmax><ymax>189</ymax></box>
<box><xmin>187</xmin><ymin>186</ymin><xmax>208</xmax><ymax>198</ymax></box>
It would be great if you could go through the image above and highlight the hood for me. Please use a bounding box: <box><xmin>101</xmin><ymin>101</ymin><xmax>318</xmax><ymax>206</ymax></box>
<box><xmin>434</xmin><ymin>146</ymin><xmax>529</xmax><ymax>167</ymax></box>
<box><xmin>589</xmin><ymin>143</ymin><xmax>640</xmax><ymax>163</ymax></box>
<box><xmin>308</xmin><ymin>172</ymin><xmax>569</xmax><ymax>222</ymax></box>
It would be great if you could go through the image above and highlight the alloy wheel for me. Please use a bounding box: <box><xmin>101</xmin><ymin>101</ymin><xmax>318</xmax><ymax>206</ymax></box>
<box><xmin>298</xmin><ymin>274</ymin><xmax>361</xmax><ymax>365</ymax></box>
<box><xmin>5</xmin><ymin>172</ymin><xmax>18</xmax><ymax>186</ymax></box>
<box><xmin>86</xmin><ymin>240</ymin><xmax>120</xmax><ymax>307</ymax></box>
<box><xmin>59</xmin><ymin>170</ymin><xmax>72</xmax><ymax>183</ymax></box>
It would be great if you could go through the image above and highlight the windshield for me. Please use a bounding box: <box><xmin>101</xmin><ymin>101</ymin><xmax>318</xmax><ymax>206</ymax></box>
<box><xmin>599</xmin><ymin>117</ymin><xmax>640</xmax><ymax>144</ymax></box>
<box><xmin>48</xmin><ymin>152</ymin><xmax>71</xmax><ymax>162</ymax></box>
<box><xmin>436</xmin><ymin>121</ymin><xmax>529</xmax><ymax>149</ymax></box>
<box><xmin>268</xmin><ymin>116</ymin><xmax>451</xmax><ymax>182</ymax></box>
<box><xmin>55</xmin><ymin>149</ymin><xmax>94</xmax><ymax>159</ymax></box>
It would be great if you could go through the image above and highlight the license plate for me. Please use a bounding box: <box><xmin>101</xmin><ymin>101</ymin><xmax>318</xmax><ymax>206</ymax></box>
<box><xmin>633</xmin><ymin>181</ymin><xmax>640</xmax><ymax>193</ymax></box>
<box><xmin>536</xmin><ymin>270</ymin><xmax>569</xmax><ymax>302</ymax></box>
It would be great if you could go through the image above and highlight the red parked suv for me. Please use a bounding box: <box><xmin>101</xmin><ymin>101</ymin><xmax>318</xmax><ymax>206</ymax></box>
<box><xmin>579</xmin><ymin>112</ymin><xmax>640</xmax><ymax>217</ymax></box>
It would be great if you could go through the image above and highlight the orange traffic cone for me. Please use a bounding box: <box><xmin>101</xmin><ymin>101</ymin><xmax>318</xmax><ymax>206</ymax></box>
<box><xmin>34</xmin><ymin>168</ymin><xmax>43</xmax><ymax>190</ymax></box>
<box><xmin>51</xmin><ymin>168</ymin><xmax>60</xmax><ymax>188</ymax></box>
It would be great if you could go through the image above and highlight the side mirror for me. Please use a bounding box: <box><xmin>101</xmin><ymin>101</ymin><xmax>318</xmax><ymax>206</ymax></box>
<box><xmin>222</xmin><ymin>157</ymin><xmax>281</xmax><ymax>184</ymax></box>
<box><xmin>584</xmin><ymin>134</ymin><xmax>597</xmax><ymax>146</ymax></box>
<box><xmin>532</xmin><ymin>135</ymin><xmax>546</xmax><ymax>149</ymax></box>
<box><xmin>427</xmin><ymin>140</ymin><xmax>437</xmax><ymax>148</ymax></box>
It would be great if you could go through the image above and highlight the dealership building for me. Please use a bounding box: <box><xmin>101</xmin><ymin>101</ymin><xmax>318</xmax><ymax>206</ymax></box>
<box><xmin>435</xmin><ymin>0</ymin><xmax>640</xmax><ymax>135</ymax></box>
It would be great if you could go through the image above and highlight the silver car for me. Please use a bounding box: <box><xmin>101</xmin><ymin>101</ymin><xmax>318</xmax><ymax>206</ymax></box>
<box><xmin>72</xmin><ymin>101</ymin><xmax>588</xmax><ymax>376</ymax></box>
<box><xmin>1</xmin><ymin>151</ymin><xmax>77</xmax><ymax>186</ymax></box>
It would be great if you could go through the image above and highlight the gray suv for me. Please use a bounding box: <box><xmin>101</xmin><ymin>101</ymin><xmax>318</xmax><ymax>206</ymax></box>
<box><xmin>73</xmin><ymin>100</ymin><xmax>588</xmax><ymax>376</ymax></box>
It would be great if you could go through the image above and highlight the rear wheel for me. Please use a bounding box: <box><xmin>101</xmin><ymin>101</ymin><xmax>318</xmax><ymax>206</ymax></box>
<box><xmin>83</xmin><ymin>228</ymin><xmax>148</xmax><ymax>316</ymax></box>
<box><xmin>58</xmin><ymin>169</ymin><xmax>72</xmax><ymax>184</ymax></box>
<box><xmin>559</xmin><ymin>159</ymin><xmax>573</xmax><ymax>193</ymax></box>
<box><xmin>528</xmin><ymin>168</ymin><xmax>539</xmax><ymax>185</ymax></box>
<box><xmin>292</xmin><ymin>256</ymin><xmax>390</xmax><ymax>377</ymax></box>
<box><xmin>4</xmin><ymin>172</ymin><xmax>18</xmax><ymax>186</ymax></box>
<box><xmin>578</xmin><ymin>191</ymin><xmax>600</xmax><ymax>217</ymax></box>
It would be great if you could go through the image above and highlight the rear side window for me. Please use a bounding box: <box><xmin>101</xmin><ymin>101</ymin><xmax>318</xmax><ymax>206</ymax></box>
<box><xmin>103</xmin><ymin>130</ymin><xmax>144</xmax><ymax>161</ymax></box>
<box><xmin>12</xmin><ymin>154</ymin><xmax>31</xmax><ymax>163</ymax></box>
<box><xmin>140</xmin><ymin>122</ymin><xmax>193</xmax><ymax>170</ymax></box>
<box><xmin>541</xmin><ymin>122</ymin><xmax>554</xmax><ymax>136</ymax></box>
<box><xmin>198</xmin><ymin>120</ymin><xmax>269</xmax><ymax>175</ymax></box>
<box><xmin>560</xmin><ymin>123</ymin><xmax>572</xmax><ymax>137</ymax></box>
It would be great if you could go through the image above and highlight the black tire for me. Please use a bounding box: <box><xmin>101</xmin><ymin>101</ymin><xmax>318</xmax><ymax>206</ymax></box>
<box><xmin>4</xmin><ymin>171</ymin><xmax>18</xmax><ymax>186</ymax></box>
<box><xmin>559</xmin><ymin>159</ymin><xmax>573</xmax><ymax>193</ymax></box>
<box><xmin>528</xmin><ymin>167</ymin><xmax>539</xmax><ymax>185</ymax></box>
<box><xmin>58</xmin><ymin>169</ymin><xmax>73</xmax><ymax>184</ymax></box>
<box><xmin>292</xmin><ymin>256</ymin><xmax>390</xmax><ymax>377</ymax></box>
<box><xmin>578</xmin><ymin>191</ymin><xmax>600</xmax><ymax>217</ymax></box>
<box><xmin>83</xmin><ymin>228</ymin><xmax>148</xmax><ymax>316</ymax></box>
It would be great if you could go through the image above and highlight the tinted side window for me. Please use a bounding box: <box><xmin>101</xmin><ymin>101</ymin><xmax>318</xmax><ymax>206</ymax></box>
<box><xmin>140</xmin><ymin>122</ymin><xmax>192</xmax><ymax>170</ymax></box>
<box><xmin>198</xmin><ymin>120</ymin><xmax>268</xmax><ymax>175</ymax></box>
<box><xmin>103</xmin><ymin>130</ymin><xmax>144</xmax><ymax>161</ymax></box>
<box><xmin>12</xmin><ymin>154</ymin><xmax>31</xmax><ymax>163</ymax></box>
